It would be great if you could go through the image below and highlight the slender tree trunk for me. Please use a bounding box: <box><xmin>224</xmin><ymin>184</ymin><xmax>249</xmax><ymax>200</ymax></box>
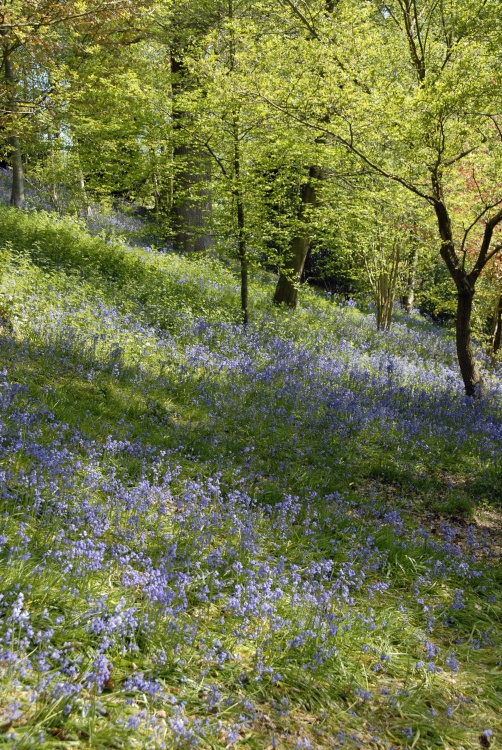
<box><xmin>71</xmin><ymin>137</ymin><xmax>92</xmax><ymax>217</ymax></box>
<box><xmin>433</xmin><ymin>198</ymin><xmax>485</xmax><ymax>397</ymax></box>
<box><xmin>79</xmin><ymin>169</ymin><xmax>92</xmax><ymax>217</ymax></box>
<box><xmin>49</xmin><ymin>132</ymin><xmax>60</xmax><ymax>212</ymax></box>
<box><xmin>376</xmin><ymin>272</ymin><xmax>392</xmax><ymax>330</ymax></box>
<box><xmin>170</xmin><ymin>55</ymin><xmax>212</xmax><ymax>252</ymax></box>
<box><xmin>274</xmin><ymin>166</ymin><xmax>322</xmax><ymax>307</ymax></box>
<box><xmin>9</xmin><ymin>134</ymin><xmax>24</xmax><ymax>208</ymax></box>
<box><xmin>456</xmin><ymin>284</ymin><xmax>484</xmax><ymax>397</ymax></box>
<box><xmin>237</xmin><ymin>194</ymin><xmax>248</xmax><ymax>325</ymax></box>
<box><xmin>403</xmin><ymin>243</ymin><xmax>418</xmax><ymax>313</ymax></box>
<box><xmin>150</xmin><ymin>144</ymin><xmax>170</xmax><ymax>220</ymax></box>
<box><xmin>4</xmin><ymin>54</ymin><xmax>24</xmax><ymax>208</ymax></box>
<box><xmin>232</xmin><ymin>115</ymin><xmax>248</xmax><ymax>325</ymax></box>
<box><xmin>374</xmin><ymin>239</ymin><xmax>400</xmax><ymax>331</ymax></box>
<box><xmin>489</xmin><ymin>293</ymin><xmax>502</xmax><ymax>357</ymax></box>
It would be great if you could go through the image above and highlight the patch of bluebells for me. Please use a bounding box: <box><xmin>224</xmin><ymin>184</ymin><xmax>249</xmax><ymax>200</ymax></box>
<box><xmin>0</xmin><ymin>240</ymin><xmax>500</xmax><ymax>747</ymax></box>
<box><xmin>0</xmin><ymin>169</ymin><xmax>160</xmax><ymax>247</ymax></box>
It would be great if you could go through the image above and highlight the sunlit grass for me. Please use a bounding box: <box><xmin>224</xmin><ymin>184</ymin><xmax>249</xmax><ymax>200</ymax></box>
<box><xmin>0</xmin><ymin>205</ymin><xmax>500</xmax><ymax>748</ymax></box>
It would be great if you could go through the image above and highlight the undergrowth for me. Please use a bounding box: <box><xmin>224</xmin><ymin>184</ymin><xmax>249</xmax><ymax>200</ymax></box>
<box><xmin>0</xmin><ymin>205</ymin><xmax>500</xmax><ymax>749</ymax></box>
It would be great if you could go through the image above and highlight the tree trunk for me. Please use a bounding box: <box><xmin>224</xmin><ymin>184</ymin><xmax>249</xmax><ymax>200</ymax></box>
<box><xmin>489</xmin><ymin>293</ymin><xmax>502</xmax><ymax>357</ymax></box>
<box><xmin>232</xmin><ymin>115</ymin><xmax>248</xmax><ymax>325</ymax></box>
<box><xmin>153</xmin><ymin>169</ymin><xmax>169</xmax><ymax>219</ymax></box>
<box><xmin>403</xmin><ymin>243</ymin><xmax>418</xmax><ymax>313</ymax></box>
<box><xmin>49</xmin><ymin>132</ymin><xmax>61</xmax><ymax>212</ymax></box>
<box><xmin>171</xmin><ymin>144</ymin><xmax>213</xmax><ymax>252</ymax></box>
<box><xmin>433</xmin><ymin>198</ymin><xmax>486</xmax><ymax>397</ymax></box>
<box><xmin>376</xmin><ymin>272</ymin><xmax>393</xmax><ymax>330</ymax></box>
<box><xmin>237</xmin><ymin>196</ymin><xmax>248</xmax><ymax>325</ymax></box>
<box><xmin>171</xmin><ymin>55</ymin><xmax>212</xmax><ymax>252</ymax></box>
<box><xmin>273</xmin><ymin>236</ymin><xmax>310</xmax><ymax>308</ymax></box>
<box><xmin>9</xmin><ymin>134</ymin><xmax>24</xmax><ymax>208</ymax></box>
<box><xmin>4</xmin><ymin>53</ymin><xmax>25</xmax><ymax>208</ymax></box>
<box><xmin>273</xmin><ymin>166</ymin><xmax>322</xmax><ymax>308</ymax></box>
<box><xmin>456</xmin><ymin>284</ymin><xmax>484</xmax><ymax>397</ymax></box>
<box><xmin>79</xmin><ymin>168</ymin><xmax>92</xmax><ymax>217</ymax></box>
<box><xmin>372</xmin><ymin>237</ymin><xmax>400</xmax><ymax>331</ymax></box>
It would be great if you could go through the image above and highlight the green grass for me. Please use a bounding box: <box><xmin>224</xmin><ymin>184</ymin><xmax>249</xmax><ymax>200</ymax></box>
<box><xmin>0</xmin><ymin>205</ymin><xmax>500</xmax><ymax>749</ymax></box>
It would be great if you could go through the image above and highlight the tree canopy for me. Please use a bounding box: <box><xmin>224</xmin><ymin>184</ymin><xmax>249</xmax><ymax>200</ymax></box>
<box><xmin>1</xmin><ymin>0</ymin><xmax>502</xmax><ymax>392</ymax></box>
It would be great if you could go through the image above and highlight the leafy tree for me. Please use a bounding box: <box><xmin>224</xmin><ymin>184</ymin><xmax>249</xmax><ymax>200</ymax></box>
<box><xmin>177</xmin><ymin>0</ymin><xmax>267</xmax><ymax>321</ymax></box>
<box><xmin>148</xmin><ymin>0</ymin><xmax>229</xmax><ymax>251</ymax></box>
<box><xmin>0</xmin><ymin>0</ymin><xmax>142</xmax><ymax>207</ymax></box>
<box><xmin>257</xmin><ymin>0</ymin><xmax>502</xmax><ymax>394</ymax></box>
<box><xmin>177</xmin><ymin>0</ymin><xmax>332</xmax><ymax>320</ymax></box>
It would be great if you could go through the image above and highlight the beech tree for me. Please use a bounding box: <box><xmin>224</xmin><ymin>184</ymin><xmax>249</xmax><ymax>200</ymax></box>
<box><xmin>357</xmin><ymin>0</ymin><xmax>502</xmax><ymax>395</ymax></box>
<box><xmin>177</xmin><ymin>0</ymin><xmax>328</xmax><ymax>321</ymax></box>
<box><xmin>150</xmin><ymin>0</ymin><xmax>226</xmax><ymax>251</ymax></box>
<box><xmin>257</xmin><ymin>0</ymin><xmax>502</xmax><ymax>395</ymax></box>
<box><xmin>178</xmin><ymin>0</ymin><xmax>265</xmax><ymax>322</ymax></box>
<box><xmin>0</xmin><ymin>0</ymin><xmax>142</xmax><ymax>207</ymax></box>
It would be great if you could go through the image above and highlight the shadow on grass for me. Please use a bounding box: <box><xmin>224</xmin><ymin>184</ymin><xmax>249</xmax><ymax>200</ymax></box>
<box><xmin>1</xmin><ymin>321</ymin><xmax>501</xmax><ymax>519</ymax></box>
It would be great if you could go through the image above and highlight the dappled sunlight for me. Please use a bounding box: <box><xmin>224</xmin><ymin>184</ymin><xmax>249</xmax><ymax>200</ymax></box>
<box><xmin>0</xmin><ymin>213</ymin><xmax>500</xmax><ymax>748</ymax></box>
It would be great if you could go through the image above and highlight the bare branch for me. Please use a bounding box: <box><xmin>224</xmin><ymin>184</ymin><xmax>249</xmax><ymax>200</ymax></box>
<box><xmin>202</xmin><ymin>140</ymin><xmax>228</xmax><ymax>177</ymax></box>
<box><xmin>397</xmin><ymin>0</ymin><xmax>425</xmax><ymax>81</ymax></box>
<box><xmin>411</xmin><ymin>0</ymin><xmax>426</xmax><ymax>67</ymax></box>
<box><xmin>486</xmin><ymin>113</ymin><xmax>502</xmax><ymax>141</ymax></box>
<box><xmin>469</xmin><ymin>207</ymin><xmax>502</xmax><ymax>280</ymax></box>
<box><xmin>443</xmin><ymin>144</ymin><xmax>478</xmax><ymax>168</ymax></box>
<box><xmin>482</xmin><ymin>242</ymin><xmax>502</xmax><ymax>267</ymax></box>
<box><xmin>0</xmin><ymin>1</ymin><xmax>132</xmax><ymax>32</ymax></box>
<box><xmin>461</xmin><ymin>196</ymin><xmax>502</xmax><ymax>254</ymax></box>
<box><xmin>278</xmin><ymin>0</ymin><xmax>320</xmax><ymax>39</ymax></box>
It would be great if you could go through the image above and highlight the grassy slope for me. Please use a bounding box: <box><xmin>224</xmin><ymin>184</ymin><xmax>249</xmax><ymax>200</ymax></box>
<box><xmin>0</xmin><ymin>206</ymin><xmax>500</xmax><ymax>749</ymax></box>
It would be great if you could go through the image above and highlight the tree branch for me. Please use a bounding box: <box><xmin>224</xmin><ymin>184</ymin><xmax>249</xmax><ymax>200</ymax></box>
<box><xmin>279</xmin><ymin>0</ymin><xmax>319</xmax><ymax>39</ymax></box>
<box><xmin>460</xmin><ymin>196</ymin><xmax>502</xmax><ymax>253</ymax></box>
<box><xmin>443</xmin><ymin>144</ymin><xmax>478</xmax><ymax>167</ymax></box>
<box><xmin>202</xmin><ymin>140</ymin><xmax>228</xmax><ymax>177</ymax></box>
<box><xmin>277</xmin><ymin>0</ymin><xmax>371</xmax><ymax>93</ymax></box>
<box><xmin>0</xmin><ymin>1</ymin><xmax>133</xmax><ymax>31</ymax></box>
<box><xmin>469</xmin><ymin>207</ymin><xmax>502</xmax><ymax>281</ymax></box>
<box><xmin>254</xmin><ymin>91</ymin><xmax>433</xmax><ymax>201</ymax></box>
<box><xmin>482</xmin><ymin>242</ymin><xmax>502</xmax><ymax>267</ymax></box>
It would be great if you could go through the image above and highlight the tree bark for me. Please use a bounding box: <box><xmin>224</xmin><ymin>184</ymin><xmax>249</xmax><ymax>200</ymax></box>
<box><xmin>79</xmin><ymin>168</ymin><xmax>92</xmax><ymax>217</ymax></box>
<box><xmin>433</xmin><ymin>198</ymin><xmax>486</xmax><ymax>396</ymax></box>
<box><xmin>403</xmin><ymin>243</ymin><xmax>418</xmax><ymax>313</ymax></box>
<box><xmin>4</xmin><ymin>52</ymin><xmax>25</xmax><ymax>208</ymax></box>
<box><xmin>9</xmin><ymin>134</ymin><xmax>24</xmax><ymax>208</ymax></box>
<box><xmin>232</xmin><ymin>115</ymin><xmax>248</xmax><ymax>325</ymax></box>
<box><xmin>374</xmin><ymin>238</ymin><xmax>400</xmax><ymax>331</ymax></box>
<box><xmin>170</xmin><ymin>55</ymin><xmax>212</xmax><ymax>252</ymax></box>
<box><xmin>456</xmin><ymin>284</ymin><xmax>484</xmax><ymax>397</ymax></box>
<box><xmin>274</xmin><ymin>235</ymin><xmax>310</xmax><ymax>307</ymax></box>
<box><xmin>376</xmin><ymin>273</ymin><xmax>392</xmax><ymax>330</ymax></box>
<box><xmin>237</xmin><ymin>194</ymin><xmax>248</xmax><ymax>325</ymax></box>
<box><xmin>49</xmin><ymin>132</ymin><xmax>61</xmax><ymax>212</ymax></box>
<box><xmin>489</xmin><ymin>293</ymin><xmax>502</xmax><ymax>357</ymax></box>
<box><xmin>273</xmin><ymin>165</ymin><xmax>322</xmax><ymax>307</ymax></box>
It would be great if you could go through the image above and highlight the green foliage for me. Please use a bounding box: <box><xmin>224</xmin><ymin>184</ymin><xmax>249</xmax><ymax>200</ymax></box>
<box><xmin>0</xmin><ymin>206</ymin><xmax>240</xmax><ymax>329</ymax></box>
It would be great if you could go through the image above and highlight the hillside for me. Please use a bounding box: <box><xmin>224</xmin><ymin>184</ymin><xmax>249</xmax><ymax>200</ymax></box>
<box><xmin>0</xmin><ymin>206</ymin><xmax>500</xmax><ymax>749</ymax></box>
